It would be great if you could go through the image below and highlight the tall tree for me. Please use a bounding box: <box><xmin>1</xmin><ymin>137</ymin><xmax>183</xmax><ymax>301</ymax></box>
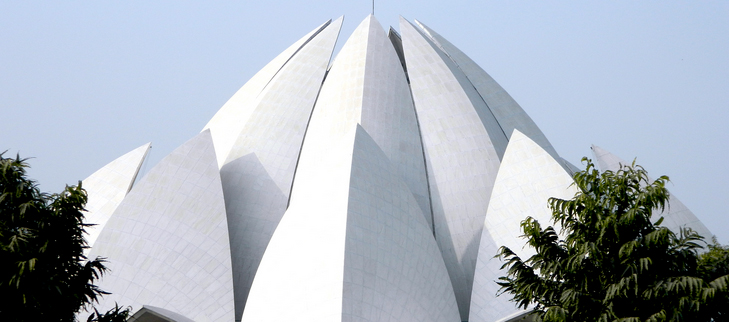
<box><xmin>696</xmin><ymin>239</ymin><xmax>729</xmax><ymax>321</ymax></box>
<box><xmin>497</xmin><ymin>158</ymin><xmax>728</xmax><ymax>322</ymax></box>
<box><xmin>0</xmin><ymin>153</ymin><xmax>128</xmax><ymax>321</ymax></box>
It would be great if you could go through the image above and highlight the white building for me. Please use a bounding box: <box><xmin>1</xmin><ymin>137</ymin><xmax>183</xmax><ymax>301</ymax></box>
<box><xmin>81</xmin><ymin>15</ymin><xmax>711</xmax><ymax>322</ymax></box>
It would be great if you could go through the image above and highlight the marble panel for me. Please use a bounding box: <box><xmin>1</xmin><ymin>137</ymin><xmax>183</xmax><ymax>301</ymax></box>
<box><xmin>219</xmin><ymin>17</ymin><xmax>342</xmax><ymax>320</ymax></box>
<box><xmin>82</xmin><ymin>143</ymin><xmax>150</xmax><ymax>251</ymax></box>
<box><xmin>243</xmin><ymin>125</ymin><xmax>459</xmax><ymax>322</ymax></box>
<box><xmin>413</xmin><ymin>20</ymin><xmax>559</xmax><ymax>161</ymax></box>
<box><xmin>470</xmin><ymin>130</ymin><xmax>577</xmax><ymax>322</ymax></box>
<box><xmin>342</xmin><ymin>126</ymin><xmax>460</xmax><ymax>322</ymax></box>
<box><xmin>202</xmin><ymin>19</ymin><xmax>332</xmax><ymax>168</ymax></box>
<box><xmin>400</xmin><ymin>16</ymin><xmax>509</xmax><ymax>320</ymax></box>
<box><xmin>296</xmin><ymin>15</ymin><xmax>432</xmax><ymax>228</ymax></box>
<box><xmin>84</xmin><ymin>131</ymin><xmax>233</xmax><ymax>322</ymax></box>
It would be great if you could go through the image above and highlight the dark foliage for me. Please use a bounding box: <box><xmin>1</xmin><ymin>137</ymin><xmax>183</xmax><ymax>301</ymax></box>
<box><xmin>0</xmin><ymin>153</ymin><xmax>130</xmax><ymax>321</ymax></box>
<box><xmin>86</xmin><ymin>303</ymin><xmax>131</xmax><ymax>322</ymax></box>
<box><xmin>696</xmin><ymin>240</ymin><xmax>729</xmax><ymax>321</ymax></box>
<box><xmin>496</xmin><ymin>158</ymin><xmax>729</xmax><ymax>322</ymax></box>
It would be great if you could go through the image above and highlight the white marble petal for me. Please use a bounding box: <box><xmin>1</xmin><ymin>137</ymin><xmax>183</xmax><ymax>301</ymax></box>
<box><xmin>242</xmin><ymin>128</ymin><xmax>355</xmax><ymax>322</ymax></box>
<box><xmin>82</xmin><ymin>143</ymin><xmax>150</xmax><ymax>251</ymax></box>
<box><xmin>413</xmin><ymin>20</ymin><xmax>560</xmax><ymax>161</ymax></box>
<box><xmin>86</xmin><ymin>130</ymin><xmax>234</xmax><ymax>322</ymax></box>
<box><xmin>359</xmin><ymin>18</ymin><xmax>431</xmax><ymax>228</ymax></box>
<box><xmin>218</xmin><ymin>16</ymin><xmax>343</xmax><ymax>320</ymax></box>
<box><xmin>202</xmin><ymin>19</ymin><xmax>332</xmax><ymax>168</ymax></box>
<box><xmin>342</xmin><ymin>126</ymin><xmax>459</xmax><ymax>322</ymax></box>
<box><xmin>470</xmin><ymin>130</ymin><xmax>578</xmax><ymax>322</ymax></box>
<box><xmin>591</xmin><ymin>145</ymin><xmax>713</xmax><ymax>240</ymax></box>
<box><xmin>295</xmin><ymin>15</ymin><xmax>432</xmax><ymax>228</ymax></box>
<box><xmin>400</xmin><ymin>16</ymin><xmax>509</xmax><ymax>320</ymax></box>
<box><xmin>243</xmin><ymin>125</ymin><xmax>460</xmax><ymax>322</ymax></box>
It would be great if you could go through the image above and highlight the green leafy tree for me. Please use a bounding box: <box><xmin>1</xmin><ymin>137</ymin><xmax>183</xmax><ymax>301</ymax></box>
<box><xmin>496</xmin><ymin>158</ymin><xmax>729</xmax><ymax>322</ymax></box>
<box><xmin>696</xmin><ymin>239</ymin><xmax>729</xmax><ymax>321</ymax></box>
<box><xmin>0</xmin><ymin>153</ymin><xmax>130</xmax><ymax>321</ymax></box>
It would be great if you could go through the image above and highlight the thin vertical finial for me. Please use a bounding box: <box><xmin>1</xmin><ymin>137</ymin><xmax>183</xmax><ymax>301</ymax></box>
<box><xmin>372</xmin><ymin>0</ymin><xmax>374</xmax><ymax>15</ymax></box>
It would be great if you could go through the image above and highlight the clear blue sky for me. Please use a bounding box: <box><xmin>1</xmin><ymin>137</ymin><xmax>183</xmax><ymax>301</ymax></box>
<box><xmin>2</xmin><ymin>1</ymin><xmax>727</xmax><ymax>243</ymax></box>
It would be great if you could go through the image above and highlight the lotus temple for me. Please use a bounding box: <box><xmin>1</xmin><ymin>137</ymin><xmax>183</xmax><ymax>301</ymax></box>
<box><xmin>78</xmin><ymin>15</ymin><xmax>713</xmax><ymax>322</ymax></box>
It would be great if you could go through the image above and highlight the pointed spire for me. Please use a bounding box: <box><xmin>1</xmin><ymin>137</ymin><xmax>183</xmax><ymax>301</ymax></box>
<box><xmin>295</xmin><ymin>15</ymin><xmax>433</xmax><ymax>228</ymax></box>
<box><xmin>217</xmin><ymin>16</ymin><xmax>343</xmax><ymax>320</ymax></box>
<box><xmin>82</xmin><ymin>142</ymin><xmax>150</xmax><ymax>251</ymax></box>
<box><xmin>202</xmin><ymin>19</ymin><xmax>334</xmax><ymax>168</ymax></box>
<box><xmin>86</xmin><ymin>131</ymin><xmax>234</xmax><ymax>321</ymax></box>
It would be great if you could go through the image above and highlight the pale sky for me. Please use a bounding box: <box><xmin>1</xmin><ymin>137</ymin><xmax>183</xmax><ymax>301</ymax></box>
<box><xmin>2</xmin><ymin>1</ymin><xmax>727</xmax><ymax>243</ymax></box>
